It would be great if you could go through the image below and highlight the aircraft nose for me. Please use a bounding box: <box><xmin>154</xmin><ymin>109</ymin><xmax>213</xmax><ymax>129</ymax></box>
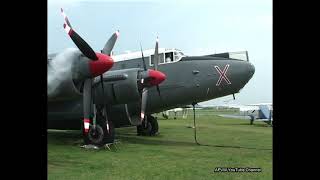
<box><xmin>248</xmin><ymin>62</ymin><xmax>255</xmax><ymax>79</ymax></box>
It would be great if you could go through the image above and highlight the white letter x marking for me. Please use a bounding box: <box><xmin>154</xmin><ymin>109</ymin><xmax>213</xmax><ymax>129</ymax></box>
<box><xmin>214</xmin><ymin>64</ymin><xmax>231</xmax><ymax>86</ymax></box>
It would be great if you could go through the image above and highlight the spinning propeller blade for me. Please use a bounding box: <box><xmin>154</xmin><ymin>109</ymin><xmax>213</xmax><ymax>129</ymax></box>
<box><xmin>100</xmin><ymin>31</ymin><xmax>120</xmax><ymax>133</ymax></box>
<box><xmin>140</xmin><ymin>88</ymin><xmax>148</xmax><ymax>121</ymax></box>
<box><xmin>83</xmin><ymin>79</ymin><xmax>93</xmax><ymax>134</ymax></box>
<box><xmin>139</xmin><ymin>37</ymin><xmax>166</xmax><ymax>122</ymax></box>
<box><xmin>61</xmin><ymin>8</ymin><xmax>118</xmax><ymax>143</ymax></box>
<box><xmin>102</xmin><ymin>30</ymin><xmax>120</xmax><ymax>55</ymax></box>
<box><xmin>154</xmin><ymin>37</ymin><xmax>159</xmax><ymax>71</ymax></box>
<box><xmin>61</xmin><ymin>8</ymin><xmax>98</xmax><ymax>60</ymax></box>
<box><xmin>140</xmin><ymin>43</ymin><xmax>147</xmax><ymax>71</ymax></box>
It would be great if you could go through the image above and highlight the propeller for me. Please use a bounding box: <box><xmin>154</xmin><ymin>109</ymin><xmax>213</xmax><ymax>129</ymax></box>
<box><xmin>100</xmin><ymin>30</ymin><xmax>120</xmax><ymax>133</ymax></box>
<box><xmin>61</xmin><ymin>8</ymin><xmax>97</xmax><ymax>60</ymax></box>
<box><xmin>83</xmin><ymin>79</ymin><xmax>93</xmax><ymax>134</ymax></box>
<box><xmin>61</xmin><ymin>8</ymin><xmax>114</xmax><ymax>77</ymax></box>
<box><xmin>61</xmin><ymin>8</ymin><xmax>117</xmax><ymax>140</ymax></box>
<box><xmin>139</xmin><ymin>37</ymin><xmax>166</xmax><ymax>122</ymax></box>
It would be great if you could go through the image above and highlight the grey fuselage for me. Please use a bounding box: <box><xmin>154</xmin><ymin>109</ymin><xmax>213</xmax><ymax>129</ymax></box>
<box><xmin>47</xmin><ymin>52</ymin><xmax>255</xmax><ymax>129</ymax></box>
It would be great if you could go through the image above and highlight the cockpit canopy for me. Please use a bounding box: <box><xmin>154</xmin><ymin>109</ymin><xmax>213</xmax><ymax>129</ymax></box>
<box><xmin>150</xmin><ymin>48</ymin><xmax>186</xmax><ymax>66</ymax></box>
<box><xmin>112</xmin><ymin>48</ymin><xmax>186</xmax><ymax>66</ymax></box>
<box><xmin>208</xmin><ymin>51</ymin><xmax>249</xmax><ymax>61</ymax></box>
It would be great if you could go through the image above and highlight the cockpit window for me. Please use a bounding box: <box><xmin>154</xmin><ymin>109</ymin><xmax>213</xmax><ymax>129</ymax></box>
<box><xmin>228</xmin><ymin>51</ymin><xmax>249</xmax><ymax>61</ymax></box>
<box><xmin>165</xmin><ymin>52</ymin><xmax>174</xmax><ymax>63</ymax></box>
<box><xmin>174</xmin><ymin>51</ymin><xmax>184</xmax><ymax>61</ymax></box>
<box><xmin>150</xmin><ymin>53</ymin><xmax>164</xmax><ymax>65</ymax></box>
<box><xmin>150</xmin><ymin>50</ymin><xmax>185</xmax><ymax>66</ymax></box>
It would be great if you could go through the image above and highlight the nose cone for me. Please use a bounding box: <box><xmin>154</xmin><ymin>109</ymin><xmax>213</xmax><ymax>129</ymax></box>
<box><xmin>148</xmin><ymin>69</ymin><xmax>166</xmax><ymax>86</ymax></box>
<box><xmin>248</xmin><ymin>62</ymin><xmax>255</xmax><ymax>79</ymax></box>
<box><xmin>89</xmin><ymin>53</ymin><xmax>114</xmax><ymax>77</ymax></box>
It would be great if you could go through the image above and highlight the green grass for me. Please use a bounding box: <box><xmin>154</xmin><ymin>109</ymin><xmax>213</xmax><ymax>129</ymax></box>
<box><xmin>48</xmin><ymin>112</ymin><xmax>272</xmax><ymax>180</ymax></box>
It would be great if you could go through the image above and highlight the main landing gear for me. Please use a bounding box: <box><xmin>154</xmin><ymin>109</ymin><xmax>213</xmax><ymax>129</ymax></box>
<box><xmin>82</xmin><ymin>107</ymin><xmax>115</xmax><ymax>146</ymax></box>
<box><xmin>137</xmin><ymin>115</ymin><xmax>159</xmax><ymax>136</ymax></box>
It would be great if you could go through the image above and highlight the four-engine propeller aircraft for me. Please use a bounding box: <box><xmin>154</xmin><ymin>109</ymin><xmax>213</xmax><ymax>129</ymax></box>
<box><xmin>48</xmin><ymin>9</ymin><xmax>255</xmax><ymax>146</ymax></box>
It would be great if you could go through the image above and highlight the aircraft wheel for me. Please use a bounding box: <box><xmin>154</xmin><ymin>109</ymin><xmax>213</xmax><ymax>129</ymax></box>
<box><xmin>97</xmin><ymin>108</ymin><xmax>116</xmax><ymax>144</ymax></box>
<box><xmin>88</xmin><ymin>125</ymin><xmax>104</xmax><ymax>145</ymax></box>
<box><xmin>137</xmin><ymin>121</ymin><xmax>152</xmax><ymax>136</ymax></box>
<box><xmin>137</xmin><ymin>116</ymin><xmax>158</xmax><ymax>136</ymax></box>
<box><xmin>82</xmin><ymin>117</ymin><xmax>115</xmax><ymax>146</ymax></box>
<box><xmin>149</xmin><ymin>116</ymin><xmax>159</xmax><ymax>135</ymax></box>
<box><xmin>102</xmin><ymin>120</ymin><xmax>115</xmax><ymax>144</ymax></box>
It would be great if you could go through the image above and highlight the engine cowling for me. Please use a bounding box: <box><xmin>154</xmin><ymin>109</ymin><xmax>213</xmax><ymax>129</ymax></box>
<box><xmin>108</xmin><ymin>103</ymin><xmax>141</xmax><ymax>127</ymax></box>
<box><xmin>48</xmin><ymin>49</ymin><xmax>102</xmax><ymax>101</ymax></box>
<box><xmin>93</xmin><ymin>68</ymin><xmax>142</xmax><ymax>105</ymax></box>
<box><xmin>48</xmin><ymin>49</ymin><xmax>83</xmax><ymax>101</ymax></box>
<box><xmin>48</xmin><ymin>50</ymin><xmax>143</xmax><ymax>108</ymax></box>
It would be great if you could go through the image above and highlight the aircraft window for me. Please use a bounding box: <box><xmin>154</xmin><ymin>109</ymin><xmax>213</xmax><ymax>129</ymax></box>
<box><xmin>174</xmin><ymin>51</ymin><xmax>184</xmax><ymax>61</ymax></box>
<box><xmin>165</xmin><ymin>52</ymin><xmax>174</xmax><ymax>63</ymax></box>
<box><xmin>228</xmin><ymin>51</ymin><xmax>248</xmax><ymax>61</ymax></box>
<box><xmin>150</xmin><ymin>53</ymin><xmax>164</xmax><ymax>65</ymax></box>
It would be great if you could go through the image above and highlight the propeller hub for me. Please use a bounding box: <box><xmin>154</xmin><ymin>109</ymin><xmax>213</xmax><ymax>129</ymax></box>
<box><xmin>148</xmin><ymin>69</ymin><xmax>166</xmax><ymax>86</ymax></box>
<box><xmin>89</xmin><ymin>53</ymin><xmax>114</xmax><ymax>77</ymax></box>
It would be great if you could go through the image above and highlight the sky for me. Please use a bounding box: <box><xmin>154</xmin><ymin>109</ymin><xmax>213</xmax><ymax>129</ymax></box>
<box><xmin>48</xmin><ymin>0</ymin><xmax>272</xmax><ymax>106</ymax></box>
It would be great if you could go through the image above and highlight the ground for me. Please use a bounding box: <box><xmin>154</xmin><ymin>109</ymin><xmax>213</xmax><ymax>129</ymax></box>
<box><xmin>48</xmin><ymin>109</ymin><xmax>272</xmax><ymax>180</ymax></box>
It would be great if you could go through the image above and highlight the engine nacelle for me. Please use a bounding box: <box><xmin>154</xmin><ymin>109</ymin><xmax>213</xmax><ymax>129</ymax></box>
<box><xmin>47</xmin><ymin>73</ymin><xmax>82</xmax><ymax>101</ymax></box>
<box><xmin>93</xmin><ymin>68</ymin><xmax>142</xmax><ymax>105</ymax></box>
<box><xmin>48</xmin><ymin>49</ymin><xmax>110</xmax><ymax>102</ymax></box>
<box><xmin>108</xmin><ymin>103</ymin><xmax>141</xmax><ymax>127</ymax></box>
<box><xmin>48</xmin><ymin>49</ymin><xmax>83</xmax><ymax>101</ymax></box>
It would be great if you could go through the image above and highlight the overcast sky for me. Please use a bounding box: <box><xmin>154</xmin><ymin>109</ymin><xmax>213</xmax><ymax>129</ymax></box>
<box><xmin>48</xmin><ymin>0</ymin><xmax>272</xmax><ymax>106</ymax></box>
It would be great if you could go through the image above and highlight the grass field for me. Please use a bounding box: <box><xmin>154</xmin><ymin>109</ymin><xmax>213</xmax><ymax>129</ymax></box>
<box><xmin>48</xmin><ymin>110</ymin><xmax>272</xmax><ymax>180</ymax></box>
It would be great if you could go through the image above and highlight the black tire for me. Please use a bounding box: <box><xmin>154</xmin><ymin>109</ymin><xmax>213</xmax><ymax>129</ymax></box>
<box><xmin>101</xmin><ymin>120</ymin><xmax>115</xmax><ymax>144</ymax></box>
<box><xmin>82</xmin><ymin>114</ymin><xmax>115</xmax><ymax>146</ymax></box>
<box><xmin>96</xmin><ymin>111</ymin><xmax>115</xmax><ymax>145</ymax></box>
<box><xmin>137</xmin><ymin>124</ymin><xmax>143</xmax><ymax>136</ymax></box>
<box><xmin>137</xmin><ymin>116</ymin><xmax>159</xmax><ymax>136</ymax></box>
<box><xmin>149</xmin><ymin>116</ymin><xmax>159</xmax><ymax>135</ymax></box>
<box><xmin>137</xmin><ymin>121</ymin><xmax>152</xmax><ymax>136</ymax></box>
<box><xmin>88</xmin><ymin>124</ymin><xmax>104</xmax><ymax>145</ymax></box>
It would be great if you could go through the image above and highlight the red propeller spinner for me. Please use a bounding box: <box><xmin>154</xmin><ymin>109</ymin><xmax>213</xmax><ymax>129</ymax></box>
<box><xmin>147</xmin><ymin>69</ymin><xmax>166</xmax><ymax>86</ymax></box>
<box><xmin>89</xmin><ymin>53</ymin><xmax>114</xmax><ymax>77</ymax></box>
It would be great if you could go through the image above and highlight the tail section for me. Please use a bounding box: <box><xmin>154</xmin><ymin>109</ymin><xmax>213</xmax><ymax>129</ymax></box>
<box><xmin>258</xmin><ymin>105</ymin><xmax>271</xmax><ymax>119</ymax></box>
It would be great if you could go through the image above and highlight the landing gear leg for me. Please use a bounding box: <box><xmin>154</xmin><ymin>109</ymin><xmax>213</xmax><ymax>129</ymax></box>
<box><xmin>192</xmin><ymin>102</ymin><xmax>200</xmax><ymax>145</ymax></box>
<box><xmin>83</xmin><ymin>106</ymin><xmax>115</xmax><ymax>146</ymax></box>
<box><xmin>137</xmin><ymin>115</ymin><xmax>159</xmax><ymax>136</ymax></box>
